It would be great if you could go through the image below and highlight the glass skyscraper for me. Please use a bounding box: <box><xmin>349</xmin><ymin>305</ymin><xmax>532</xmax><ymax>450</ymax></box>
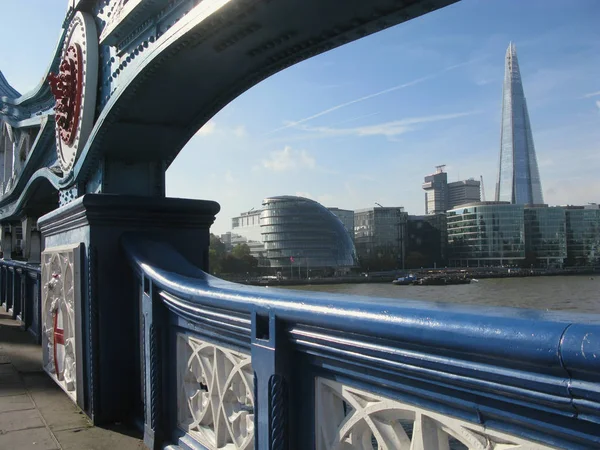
<box><xmin>495</xmin><ymin>43</ymin><xmax>544</xmax><ymax>205</ymax></box>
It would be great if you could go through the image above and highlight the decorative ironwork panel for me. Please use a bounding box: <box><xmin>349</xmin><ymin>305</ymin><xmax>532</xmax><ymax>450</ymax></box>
<box><xmin>177</xmin><ymin>333</ymin><xmax>254</xmax><ymax>450</ymax></box>
<box><xmin>41</xmin><ymin>244</ymin><xmax>82</xmax><ymax>401</ymax></box>
<box><xmin>316</xmin><ymin>378</ymin><xmax>556</xmax><ymax>450</ymax></box>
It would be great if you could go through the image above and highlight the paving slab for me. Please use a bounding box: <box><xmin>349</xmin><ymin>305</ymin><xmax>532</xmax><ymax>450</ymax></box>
<box><xmin>54</xmin><ymin>425</ymin><xmax>147</xmax><ymax>450</ymax></box>
<box><xmin>23</xmin><ymin>373</ymin><xmax>91</xmax><ymax>432</ymax></box>
<box><xmin>0</xmin><ymin>363</ymin><xmax>16</xmax><ymax>373</ymax></box>
<box><xmin>0</xmin><ymin>308</ymin><xmax>146</xmax><ymax>449</ymax></box>
<box><xmin>0</xmin><ymin>393</ymin><xmax>35</xmax><ymax>413</ymax></box>
<box><xmin>0</xmin><ymin>365</ymin><xmax>20</xmax><ymax>384</ymax></box>
<box><xmin>0</xmin><ymin>381</ymin><xmax>26</xmax><ymax>397</ymax></box>
<box><xmin>0</xmin><ymin>408</ymin><xmax>45</xmax><ymax>433</ymax></box>
<box><xmin>0</xmin><ymin>363</ymin><xmax>26</xmax><ymax>397</ymax></box>
<box><xmin>0</xmin><ymin>426</ymin><xmax>59</xmax><ymax>450</ymax></box>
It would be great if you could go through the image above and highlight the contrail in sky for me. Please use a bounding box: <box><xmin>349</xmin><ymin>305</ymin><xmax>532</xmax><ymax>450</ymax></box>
<box><xmin>265</xmin><ymin>58</ymin><xmax>481</xmax><ymax>135</ymax></box>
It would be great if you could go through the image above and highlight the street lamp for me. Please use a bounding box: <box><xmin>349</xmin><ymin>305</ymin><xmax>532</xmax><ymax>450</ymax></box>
<box><xmin>375</xmin><ymin>202</ymin><xmax>383</xmax><ymax>208</ymax></box>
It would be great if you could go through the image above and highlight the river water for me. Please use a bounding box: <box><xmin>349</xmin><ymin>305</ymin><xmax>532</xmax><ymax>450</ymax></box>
<box><xmin>285</xmin><ymin>275</ymin><xmax>600</xmax><ymax>314</ymax></box>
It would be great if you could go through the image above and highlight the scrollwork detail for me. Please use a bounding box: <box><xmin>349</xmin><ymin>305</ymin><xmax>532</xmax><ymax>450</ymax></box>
<box><xmin>316</xmin><ymin>378</ymin><xmax>554</xmax><ymax>450</ymax></box>
<box><xmin>177</xmin><ymin>333</ymin><xmax>254</xmax><ymax>450</ymax></box>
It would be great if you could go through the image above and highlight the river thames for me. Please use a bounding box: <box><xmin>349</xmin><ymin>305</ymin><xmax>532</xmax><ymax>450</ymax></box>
<box><xmin>285</xmin><ymin>275</ymin><xmax>600</xmax><ymax>314</ymax></box>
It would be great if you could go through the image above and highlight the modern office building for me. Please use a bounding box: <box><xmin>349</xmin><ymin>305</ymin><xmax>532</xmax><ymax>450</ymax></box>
<box><xmin>354</xmin><ymin>206</ymin><xmax>407</xmax><ymax>270</ymax></box>
<box><xmin>495</xmin><ymin>42</ymin><xmax>544</xmax><ymax>205</ymax></box>
<box><xmin>447</xmin><ymin>202</ymin><xmax>525</xmax><ymax>267</ymax></box>
<box><xmin>448</xmin><ymin>200</ymin><xmax>600</xmax><ymax>268</ymax></box>
<box><xmin>565</xmin><ymin>206</ymin><xmax>600</xmax><ymax>266</ymax></box>
<box><xmin>405</xmin><ymin>214</ymin><xmax>447</xmax><ymax>268</ymax></box>
<box><xmin>230</xmin><ymin>208</ymin><xmax>265</xmax><ymax>260</ymax></box>
<box><xmin>423</xmin><ymin>166</ymin><xmax>481</xmax><ymax>214</ymax></box>
<box><xmin>448</xmin><ymin>179</ymin><xmax>481</xmax><ymax>210</ymax></box>
<box><xmin>231</xmin><ymin>208</ymin><xmax>263</xmax><ymax>242</ymax></box>
<box><xmin>328</xmin><ymin>207</ymin><xmax>355</xmax><ymax>242</ymax></box>
<box><xmin>524</xmin><ymin>206</ymin><xmax>567</xmax><ymax>268</ymax></box>
<box><xmin>423</xmin><ymin>165</ymin><xmax>448</xmax><ymax>215</ymax></box>
<box><xmin>260</xmin><ymin>196</ymin><xmax>357</xmax><ymax>275</ymax></box>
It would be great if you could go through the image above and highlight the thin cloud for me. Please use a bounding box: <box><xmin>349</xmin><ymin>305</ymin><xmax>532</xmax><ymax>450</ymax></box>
<box><xmin>328</xmin><ymin>112</ymin><xmax>381</xmax><ymax>127</ymax></box>
<box><xmin>233</xmin><ymin>125</ymin><xmax>247</xmax><ymax>137</ymax></box>
<box><xmin>262</xmin><ymin>146</ymin><xmax>316</xmax><ymax>172</ymax></box>
<box><xmin>265</xmin><ymin>58</ymin><xmax>482</xmax><ymax>135</ymax></box>
<box><xmin>196</xmin><ymin>120</ymin><xmax>216</xmax><ymax>136</ymax></box>
<box><xmin>582</xmin><ymin>90</ymin><xmax>600</xmax><ymax>98</ymax></box>
<box><xmin>194</xmin><ymin>121</ymin><xmax>249</xmax><ymax>137</ymax></box>
<box><xmin>291</xmin><ymin>111</ymin><xmax>479</xmax><ymax>139</ymax></box>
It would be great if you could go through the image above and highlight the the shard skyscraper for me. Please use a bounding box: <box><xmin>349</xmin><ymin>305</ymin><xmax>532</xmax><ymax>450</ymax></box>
<box><xmin>495</xmin><ymin>42</ymin><xmax>544</xmax><ymax>205</ymax></box>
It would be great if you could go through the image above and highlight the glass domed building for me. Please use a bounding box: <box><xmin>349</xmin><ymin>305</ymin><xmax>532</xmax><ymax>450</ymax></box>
<box><xmin>260</xmin><ymin>196</ymin><xmax>357</xmax><ymax>274</ymax></box>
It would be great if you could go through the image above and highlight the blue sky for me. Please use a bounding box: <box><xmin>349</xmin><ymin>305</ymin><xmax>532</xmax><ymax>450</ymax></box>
<box><xmin>1</xmin><ymin>0</ymin><xmax>599</xmax><ymax>235</ymax></box>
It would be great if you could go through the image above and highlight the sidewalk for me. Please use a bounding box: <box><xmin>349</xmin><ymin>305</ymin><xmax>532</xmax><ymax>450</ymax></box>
<box><xmin>0</xmin><ymin>309</ymin><xmax>146</xmax><ymax>450</ymax></box>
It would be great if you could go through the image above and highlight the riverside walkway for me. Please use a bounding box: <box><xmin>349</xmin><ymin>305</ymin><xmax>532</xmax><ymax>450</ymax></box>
<box><xmin>0</xmin><ymin>309</ymin><xmax>145</xmax><ymax>450</ymax></box>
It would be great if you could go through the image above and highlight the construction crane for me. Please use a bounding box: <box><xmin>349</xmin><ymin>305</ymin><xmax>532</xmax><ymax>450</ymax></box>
<box><xmin>480</xmin><ymin>175</ymin><xmax>486</xmax><ymax>202</ymax></box>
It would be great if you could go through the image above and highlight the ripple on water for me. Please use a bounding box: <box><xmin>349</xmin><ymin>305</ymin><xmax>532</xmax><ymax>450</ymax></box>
<box><xmin>284</xmin><ymin>276</ymin><xmax>600</xmax><ymax>315</ymax></box>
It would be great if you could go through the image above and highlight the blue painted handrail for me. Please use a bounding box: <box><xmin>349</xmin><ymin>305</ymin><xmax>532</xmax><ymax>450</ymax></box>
<box><xmin>122</xmin><ymin>234</ymin><xmax>600</xmax><ymax>449</ymax></box>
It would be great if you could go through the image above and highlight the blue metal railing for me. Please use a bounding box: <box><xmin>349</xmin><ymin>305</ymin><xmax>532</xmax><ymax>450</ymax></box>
<box><xmin>122</xmin><ymin>234</ymin><xmax>600</xmax><ymax>450</ymax></box>
<box><xmin>0</xmin><ymin>259</ymin><xmax>42</xmax><ymax>343</ymax></box>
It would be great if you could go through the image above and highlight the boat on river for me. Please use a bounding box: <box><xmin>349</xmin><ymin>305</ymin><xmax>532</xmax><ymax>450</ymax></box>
<box><xmin>418</xmin><ymin>276</ymin><xmax>472</xmax><ymax>286</ymax></box>
<box><xmin>392</xmin><ymin>274</ymin><xmax>418</xmax><ymax>285</ymax></box>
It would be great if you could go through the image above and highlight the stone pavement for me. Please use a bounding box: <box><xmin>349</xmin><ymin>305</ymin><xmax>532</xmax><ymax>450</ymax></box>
<box><xmin>0</xmin><ymin>309</ymin><xmax>147</xmax><ymax>450</ymax></box>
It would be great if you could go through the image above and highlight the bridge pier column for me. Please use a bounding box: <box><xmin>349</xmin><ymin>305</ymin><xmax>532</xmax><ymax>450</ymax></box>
<box><xmin>28</xmin><ymin>230</ymin><xmax>41</xmax><ymax>264</ymax></box>
<box><xmin>1</xmin><ymin>224</ymin><xmax>12</xmax><ymax>260</ymax></box>
<box><xmin>38</xmin><ymin>194</ymin><xmax>219</xmax><ymax>427</ymax></box>
<box><xmin>10</xmin><ymin>223</ymin><xmax>19</xmax><ymax>258</ymax></box>
<box><xmin>20</xmin><ymin>217</ymin><xmax>39</xmax><ymax>262</ymax></box>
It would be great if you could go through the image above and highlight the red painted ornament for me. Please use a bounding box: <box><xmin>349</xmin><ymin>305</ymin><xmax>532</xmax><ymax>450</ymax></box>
<box><xmin>47</xmin><ymin>44</ymin><xmax>83</xmax><ymax>146</ymax></box>
<box><xmin>53</xmin><ymin>310</ymin><xmax>65</xmax><ymax>379</ymax></box>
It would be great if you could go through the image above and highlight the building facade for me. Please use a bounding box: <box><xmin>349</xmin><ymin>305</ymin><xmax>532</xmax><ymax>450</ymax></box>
<box><xmin>565</xmin><ymin>206</ymin><xmax>600</xmax><ymax>267</ymax></box>
<box><xmin>260</xmin><ymin>196</ymin><xmax>357</xmax><ymax>275</ymax></box>
<box><xmin>405</xmin><ymin>214</ymin><xmax>447</xmax><ymax>268</ymax></box>
<box><xmin>448</xmin><ymin>203</ymin><xmax>600</xmax><ymax>268</ymax></box>
<box><xmin>448</xmin><ymin>179</ymin><xmax>481</xmax><ymax>210</ymax></box>
<box><xmin>423</xmin><ymin>166</ymin><xmax>481</xmax><ymax>214</ymax></box>
<box><xmin>524</xmin><ymin>206</ymin><xmax>567</xmax><ymax>268</ymax></box>
<box><xmin>328</xmin><ymin>207</ymin><xmax>355</xmax><ymax>242</ymax></box>
<box><xmin>354</xmin><ymin>207</ymin><xmax>407</xmax><ymax>270</ymax></box>
<box><xmin>423</xmin><ymin>165</ymin><xmax>448</xmax><ymax>215</ymax></box>
<box><xmin>231</xmin><ymin>208</ymin><xmax>263</xmax><ymax>243</ymax></box>
<box><xmin>495</xmin><ymin>42</ymin><xmax>544</xmax><ymax>205</ymax></box>
<box><xmin>447</xmin><ymin>202</ymin><xmax>525</xmax><ymax>267</ymax></box>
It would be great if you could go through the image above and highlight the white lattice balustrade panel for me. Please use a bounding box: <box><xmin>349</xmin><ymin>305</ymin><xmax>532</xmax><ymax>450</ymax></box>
<box><xmin>41</xmin><ymin>244</ymin><xmax>82</xmax><ymax>401</ymax></box>
<box><xmin>316</xmin><ymin>378</ymin><xmax>557</xmax><ymax>450</ymax></box>
<box><xmin>177</xmin><ymin>333</ymin><xmax>254</xmax><ymax>450</ymax></box>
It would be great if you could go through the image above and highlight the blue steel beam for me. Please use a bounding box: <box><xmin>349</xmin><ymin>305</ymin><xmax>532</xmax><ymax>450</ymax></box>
<box><xmin>72</xmin><ymin>0</ymin><xmax>459</xmax><ymax>187</ymax></box>
<box><xmin>1</xmin><ymin>0</ymin><xmax>459</xmax><ymax>221</ymax></box>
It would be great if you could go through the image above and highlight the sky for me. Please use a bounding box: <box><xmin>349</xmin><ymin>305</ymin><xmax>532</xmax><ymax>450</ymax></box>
<box><xmin>1</xmin><ymin>0</ymin><xmax>599</xmax><ymax>235</ymax></box>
